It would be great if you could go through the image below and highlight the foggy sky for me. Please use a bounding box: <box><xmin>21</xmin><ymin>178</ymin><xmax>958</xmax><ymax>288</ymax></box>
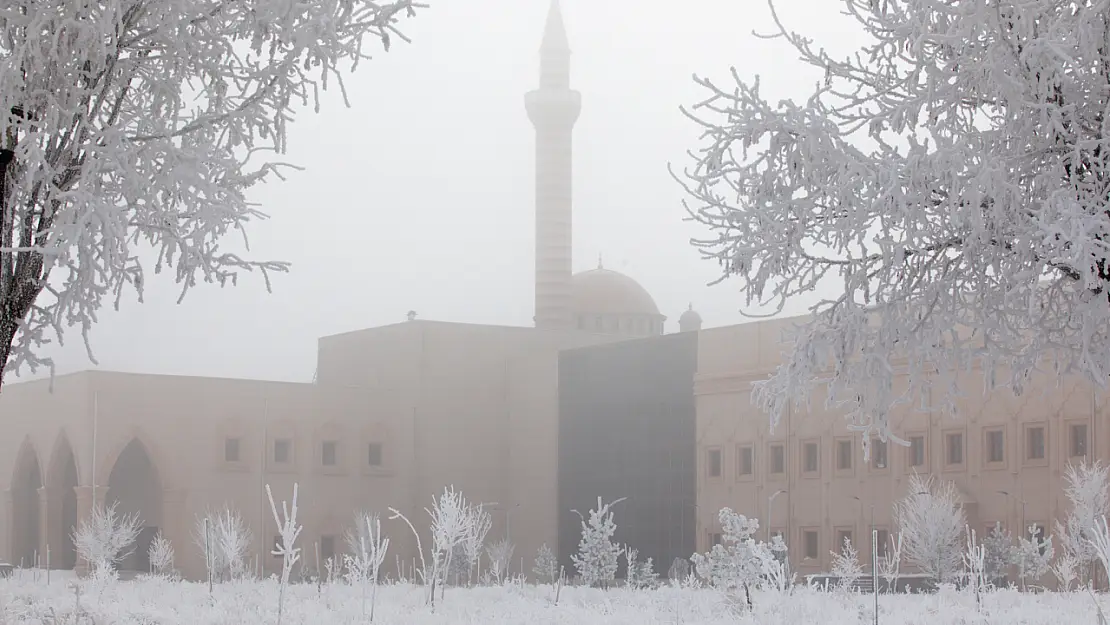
<box><xmin>17</xmin><ymin>0</ymin><xmax>863</xmax><ymax>384</ymax></box>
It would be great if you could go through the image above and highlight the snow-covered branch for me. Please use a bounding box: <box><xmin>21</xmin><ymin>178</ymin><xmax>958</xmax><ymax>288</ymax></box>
<box><xmin>0</xmin><ymin>0</ymin><xmax>423</xmax><ymax>385</ymax></box>
<box><xmin>676</xmin><ymin>0</ymin><xmax>1110</xmax><ymax>439</ymax></box>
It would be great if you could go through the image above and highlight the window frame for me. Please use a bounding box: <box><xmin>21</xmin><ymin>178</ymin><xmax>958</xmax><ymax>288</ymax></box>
<box><xmin>706</xmin><ymin>446</ymin><xmax>724</xmax><ymax>479</ymax></box>
<box><xmin>870</xmin><ymin>438</ymin><xmax>889</xmax><ymax>472</ymax></box>
<box><xmin>1024</xmin><ymin>423</ymin><xmax>1048</xmax><ymax>466</ymax></box>
<box><xmin>736</xmin><ymin>444</ymin><xmax>755</xmax><ymax>480</ymax></box>
<box><xmin>1068</xmin><ymin>420</ymin><xmax>1090</xmax><ymax>460</ymax></box>
<box><xmin>769</xmin><ymin>442</ymin><xmax>786</xmax><ymax>477</ymax></box>
<box><xmin>366</xmin><ymin>441</ymin><xmax>384</xmax><ymax>469</ymax></box>
<box><xmin>801</xmin><ymin>528</ymin><xmax>820</xmax><ymax>562</ymax></box>
<box><xmin>801</xmin><ymin>439</ymin><xmax>820</xmax><ymax>477</ymax></box>
<box><xmin>873</xmin><ymin>527</ymin><xmax>890</xmax><ymax>559</ymax></box>
<box><xmin>943</xmin><ymin>429</ymin><xmax>965</xmax><ymax>470</ymax></box>
<box><xmin>905</xmin><ymin>432</ymin><xmax>928</xmax><ymax>471</ymax></box>
<box><xmin>834</xmin><ymin>437</ymin><xmax>855</xmax><ymax>476</ymax></box>
<box><xmin>834</xmin><ymin>527</ymin><xmax>855</xmax><ymax>553</ymax></box>
<box><xmin>983</xmin><ymin>426</ymin><xmax>1006</xmax><ymax>469</ymax></box>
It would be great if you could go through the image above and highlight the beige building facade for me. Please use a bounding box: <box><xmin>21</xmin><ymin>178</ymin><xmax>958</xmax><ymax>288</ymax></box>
<box><xmin>0</xmin><ymin>321</ymin><xmax>624</xmax><ymax>579</ymax></box>
<box><xmin>0</xmin><ymin>0</ymin><xmax>684</xmax><ymax>580</ymax></box>
<box><xmin>695</xmin><ymin>316</ymin><xmax>1109</xmax><ymax>575</ymax></box>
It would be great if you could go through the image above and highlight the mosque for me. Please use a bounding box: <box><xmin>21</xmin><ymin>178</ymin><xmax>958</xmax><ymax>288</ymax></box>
<box><xmin>2</xmin><ymin>0</ymin><xmax>1095</xmax><ymax>585</ymax></box>
<box><xmin>0</xmin><ymin>0</ymin><xmax>703</xmax><ymax>579</ymax></box>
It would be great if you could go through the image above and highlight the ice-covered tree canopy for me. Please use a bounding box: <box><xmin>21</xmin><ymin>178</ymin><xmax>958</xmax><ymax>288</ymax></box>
<box><xmin>676</xmin><ymin>0</ymin><xmax>1110</xmax><ymax>438</ymax></box>
<box><xmin>0</xmin><ymin>0</ymin><xmax>420</xmax><ymax>387</ymax></box>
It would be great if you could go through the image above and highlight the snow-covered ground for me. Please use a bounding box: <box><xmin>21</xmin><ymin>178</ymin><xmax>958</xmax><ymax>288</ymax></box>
<box><xmin>0</xmin><ymin>574</ymin><xmax>1102</xmax><ymax>624</ymax></box>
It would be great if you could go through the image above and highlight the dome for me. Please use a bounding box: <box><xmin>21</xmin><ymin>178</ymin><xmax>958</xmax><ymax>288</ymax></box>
<box><xmin>570</xmin><ymin>266</ymin><xmax>665</xmax><ymax>337</ymax></box>
<box><xmin>678</xmin><ymin>304</ymin><xmax>703</xmax><ymax>332</ymax></box>
<box><xmin>571</xmin><ymin>267</ymin><xmax>660</xmax><ymax>316</ymax></box>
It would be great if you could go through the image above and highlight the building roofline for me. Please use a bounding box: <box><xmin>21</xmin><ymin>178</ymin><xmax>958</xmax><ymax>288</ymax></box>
<box><xmin>2</xmin><ymin>369</ymin><xmax>311</xmax><ymax>389</ymax></box>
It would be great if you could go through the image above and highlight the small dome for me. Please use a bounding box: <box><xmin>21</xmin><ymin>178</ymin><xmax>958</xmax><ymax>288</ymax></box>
<box><xmin>678</xmin><ymin>303</ymin><xmax>703</xmax><ymax>332</ymax></box>
<box><xmin>571</xmin><ymin>267</ymin><xmax>660</xmax><ymax>317</ymax></box>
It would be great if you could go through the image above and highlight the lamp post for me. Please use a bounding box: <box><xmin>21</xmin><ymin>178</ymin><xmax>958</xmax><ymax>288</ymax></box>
<box><xmin>767</xmin><ymin>489</ymin><xmax>786</xmax><ymax>542</ymax></box>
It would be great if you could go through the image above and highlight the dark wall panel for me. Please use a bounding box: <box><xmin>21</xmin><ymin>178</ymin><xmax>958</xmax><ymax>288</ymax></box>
<box><xmin>557</xmin><ymin>332</ymin><xmax>697</xmax><ymax>579</ymax></box>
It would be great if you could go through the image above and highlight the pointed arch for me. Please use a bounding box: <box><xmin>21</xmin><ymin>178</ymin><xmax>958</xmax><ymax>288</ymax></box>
<box><xmin>45</xmin><ymin>430</ymin><xmax>79</xmax><ymax>569</ymax></box>
<box><xmin>9</xmin><ymin>437</ymin><xmax>43</xmax><ymax>567</ymax></box>
<box><xmin>103</xmin><ymin>437</ymin><xmax>163</xmax><ymax>571</ymax></box>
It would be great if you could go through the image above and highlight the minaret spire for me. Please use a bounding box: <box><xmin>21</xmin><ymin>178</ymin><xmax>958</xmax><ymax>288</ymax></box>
<box><xmin>541</xmin><ymin>0</ymin><xmax>570</xmax><ymax>54</ymax></box>
<box><xmin>527</xmin><ymin>0</ymin><xmax>581</xmax><ymax>331</ymax></box>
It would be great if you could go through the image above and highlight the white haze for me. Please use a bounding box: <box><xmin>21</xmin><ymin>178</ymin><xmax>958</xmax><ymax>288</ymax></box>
<box><xmin>14</xmin><ymin>0</ymin><xmax>861</xmax><ymax>383</ymax></box>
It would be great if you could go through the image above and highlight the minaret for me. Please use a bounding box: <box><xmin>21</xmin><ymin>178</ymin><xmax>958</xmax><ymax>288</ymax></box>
<box><xmin>527</xmin><ymin>0</ymin><xmax>581</xmax><ymax>331</ymax></box>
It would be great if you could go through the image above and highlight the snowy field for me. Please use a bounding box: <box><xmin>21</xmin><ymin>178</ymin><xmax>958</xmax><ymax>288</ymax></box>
<box><xmin>0</xmin><ymin>574</ymin><xmax>1102</xmax><ymax>624</ymax></box>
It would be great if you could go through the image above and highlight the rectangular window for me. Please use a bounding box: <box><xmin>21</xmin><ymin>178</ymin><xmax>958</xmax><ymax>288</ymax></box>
<box><xmin>367</xmin><ymin>442</ymin><xmax>383</xmax><ymax>467</ymax></box>
<box><xmin>908</xmin><ymin>435</ymin><xmax>926</xmax><ymax>468</ymax></box>
<box><xmin>321</xmin><ymin>440</ymin><xmax>338</xmax><ymax>467</ymax></box>
<box><xmin>804</xmin><ymin>530</ymin><xmax>819</xmax><ymax>560</ymax></box>
<box><xmin>1070</xmin><ymin>423</ymin><xmax>1089</xmax><ymax>458</ymax></box>
<box><xmin>320</xmin><ymin>535</ymin><xmax>336</xmax><ymax>563</ymax></box>
<box><xmin>803</xmin><ymin>441</ymin><xmax>819</xmax><ymax>474</ymax></box>
<box><xmin>274</xmin><ymin>438</ymin><xmax>292</xmax><ymax>464</ymax></box>
<box><xmin>770</xmin><ymin>444</ymin><xmax>785</xmax><ymax>474</ymax></box>
<box><xmin>224</xmin><ymin>437</ymin><xmax>241</xmax><ymax>463</ymax></box>
<box><xmin>707</xmin><ymin>448</ymin><xmax>722</xmax><ymax>478</ymax></box>
<box><xmin>1026</xmin><ymin>426</ymin><xmax>1046</xmax><ymax>461</ymax></box>
<box><xmin>946</xmin><ymin>432</ymin><xmax>964</xmax><ymax>466</ymax></box>
<box><xmin>837</xmin><ymin>439</ymin><xmax>853</xmax><ymax>471</ymax></box>
<box><xmin>871</xmin><ymin>439</ymin><xmax>888</xmax><ymax>469</ymax></box>
<box><xmin>709</xmin><ymin>532</ymin><xmax>723</xmax><ymax>547</ymax></box>
<box><xmin>835</xmin><ymin>529</ymin><xmax>853</xmax><ymax>552</ymax></box>
<box><xmin>986</xmin><ymin>429</ymin><xmax>1005</xmax><ymax>464</ymax></box>
<box><xmin>737</xmin><ymin>445</ymin><xmax>754</xmax><ymax>477</ymax></box>
<box><xmin>875</xmin><ymin>529</ymin><xmax>890</xmax><ymax>559</ymax></box>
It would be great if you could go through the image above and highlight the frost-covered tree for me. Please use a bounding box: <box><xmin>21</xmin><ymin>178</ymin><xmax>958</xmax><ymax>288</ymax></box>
<box><xmin>461</xmin><ymin>505</ymin><xmax>491</xmax><ymax>586</ymax></box>
<box><xmin>983</xmin><ymin>523</ymin><xmax>1013</xmax><ymax>583</ymax></box>
<box><xmin>344</xmin><ymin>512</ymin><xmax>388</xmax><ymax>622</ymax></box>
<box><xmin>667</xmin><ymin>557</ymin><xmax>692</xmax><ymax>584</ymax></box>
<box><xmin>194</xmin><ymin>506</ymin><xmax>252</xmax><ymax>582</ymax></box>
<box><xmin>622</xmin><ymin>546</ymin><xmax>657</xmax><ymax>589</ymax></box>
<box><xmin>266</xmin><ymin>483</ymin><xmax>302</xmax><ymax>625</ymax></box>
<box><xmin>690</xmin><ymin>508</ymin><xmax>775</xmax><ymax>609</ymax></box>
<box><xmin>0</xmin><ymin>0</ymin><xmax>422</xmax><ymax>387</ymax></box>
<box><xmin>426</xmin><ymin>486</ymin><xmax>471</xmax><ymax>593</ymax></box>
<box><xmin>878</xmin><ymin>531</ymin><xmax>904</xmax><ymax>593</ymax></box>
<box><xmin>894</xmin><ymin>475</ymin><xmax>964</xmax><ymax>584</ymax></box>
<box><xmin>1012</xmin><ymin>525</ymin><xmax>1054</xmax><ymax>591</ymax></box>
<box><xmin>963</xmin><ymin>528</ymin><xmax>988</xmax><ymax>604</ymax></box>
<box><xmin>571</xmin><ymin>497</ymin><xmax>625</xmax><ymax>588</ymax></box>
<box><xmin>485</xmin><ymin>537</ymin><xmax>515</xmax><ymax>585</ymax></box>
<box><xmin>676</xmin><ymin>0</ymin><xmax>1110</xmax><ymax>441</ymax></box>
<box><xmin>830</xmin><ymin>536</ymin><xmax>863</xmax><ymax>592</ymax></box>
<box><xmin>1056</xmin><ymin>461</ymin><xmax>1110</xmax><ymax>582</ymax></box>
<box><xmin>532</xmin><ymin>543</ymin><xmax>559</xmax><ymax>585</ymax></box>
<box><xmin>1087</xmin><ymin>517</ymin><xmax>1110</xmax><ymax>588</ymax></box>
<box><xmin>147</xmin><ymin>531</ymin><xmax>174</xmax><ymax>577</ymax></box>
<box><xmin>1053</xmin><ymin>553</ymin><xmax>1080</xmax><ymax>592</ymax></box>
<box><xmin>72</xmin><ymin>502</ymin><xmax>142</xmax><ymax>578</ymax></box>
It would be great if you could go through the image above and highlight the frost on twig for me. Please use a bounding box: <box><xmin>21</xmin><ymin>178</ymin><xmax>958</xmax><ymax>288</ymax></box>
<box><xmin>675</xmin><ymin>0</ymin><xmax>1110</xmax><ymax>441</ymax></box>
<box><xmin>0</xmin><ymin>0</ymin><xmax>424</xmax><ymax>386</ymax></box>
